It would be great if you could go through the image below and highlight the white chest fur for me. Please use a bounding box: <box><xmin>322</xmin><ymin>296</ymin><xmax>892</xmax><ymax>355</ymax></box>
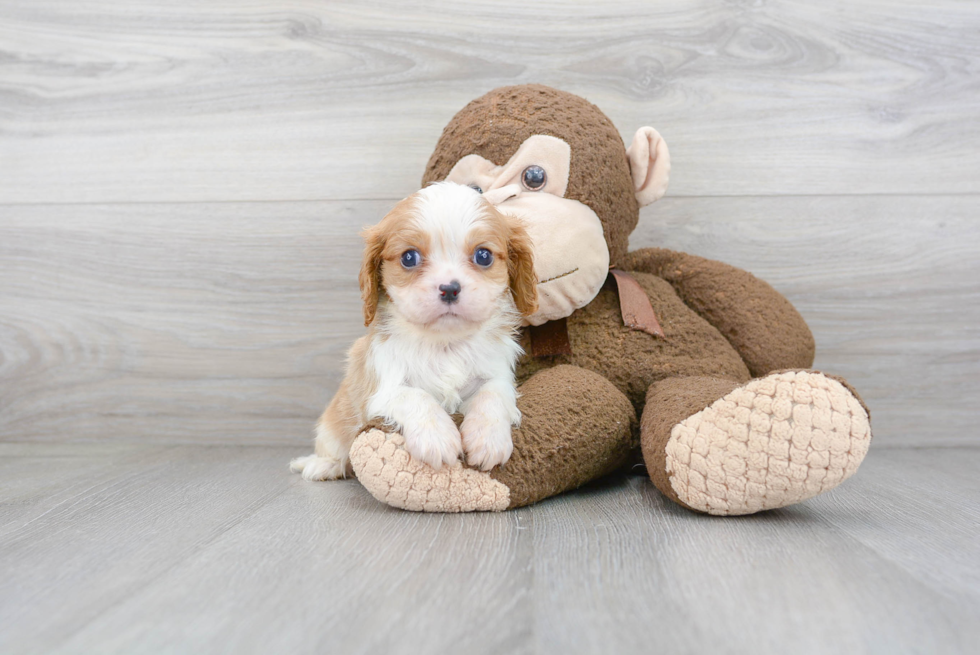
<box><xmin>366</xmin><ymin>324</ymin><xmax>520</xmax><ymax>415</ymax></box>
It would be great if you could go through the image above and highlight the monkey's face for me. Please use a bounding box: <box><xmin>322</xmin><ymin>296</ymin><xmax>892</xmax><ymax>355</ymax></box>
<box><xmin>428</xmin><ymin>85</ymin><xmax>671</xmax><ymax>325</ymax></box>
<box><xmin>444</xmin><ymin>135</ymin><xmax>610</xmax><ymax>326</ymax></box>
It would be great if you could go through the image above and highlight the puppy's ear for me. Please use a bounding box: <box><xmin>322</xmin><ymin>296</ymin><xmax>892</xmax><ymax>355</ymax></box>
<box><xmin>507</xmin><ymin>219</ymin><xmax>538</xmax><ymax>317</ymax></box>
<box><xmin>358</xmin><ymin>225</ymin><xmax>385</xmax><ymax>326</ymax></box>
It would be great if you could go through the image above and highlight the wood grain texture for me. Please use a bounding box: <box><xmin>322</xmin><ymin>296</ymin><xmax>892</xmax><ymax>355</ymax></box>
<box><xmin>0</xmin><ymin>201</ymin><xmax>379</xmax><ymax>443</ymax></box>
<box><xmin>1</xmin><ymin>0</ymin><xmax>979</xmax><ymax>203</ymax></box>
<box><xmin>0</xmin><ymin>443</ymin><xmax>534</xmax><ymax>655</ymax></box>
<box><xmin>0</xmin><ymin>443</ymin><xmax>977</xmax><ymax>654</ymax></box>
<box><xmin>2</xmin><ymin>196</ymin><xmax>977</xmax><ymax>446</ymax></box>
<box><xmin>531</xmin><ymin>450</ymin><xmax>980</xmax><ymax>655</ymax></box>
<box><xmin>1</xmin><ymin>2</ymin><xmax>977</xmax><ymax>653</ymax></box>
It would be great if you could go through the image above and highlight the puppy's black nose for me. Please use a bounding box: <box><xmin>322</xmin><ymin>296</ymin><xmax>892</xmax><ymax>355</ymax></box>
<box><xmin>439</xmin><ymin>280</ymin><xmax>461</xmax><ymax>304</ymax></box>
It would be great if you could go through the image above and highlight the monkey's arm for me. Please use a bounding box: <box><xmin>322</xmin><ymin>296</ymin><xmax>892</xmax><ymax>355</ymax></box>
<box><xmin>621</xmin><ymin>248</ymin><xmax>815</xmax><ymax>377</ymax></box>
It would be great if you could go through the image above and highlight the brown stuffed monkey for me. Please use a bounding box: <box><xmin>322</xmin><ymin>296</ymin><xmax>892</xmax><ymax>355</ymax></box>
<box><xmin>348</xmin><ymin>84</ymin><xmax>872</xmax><ymax>515</ymax></box>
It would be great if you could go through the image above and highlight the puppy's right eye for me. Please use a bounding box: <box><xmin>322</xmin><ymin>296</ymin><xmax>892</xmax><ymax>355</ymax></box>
<box><xmin>400</xmin><ymin>250</ymin><xmax>421</xmax><ymax>268</ymax></box>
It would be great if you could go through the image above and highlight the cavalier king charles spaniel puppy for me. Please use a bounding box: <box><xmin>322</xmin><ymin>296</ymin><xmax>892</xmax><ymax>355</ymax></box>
<box><xmin>290</xmin><ymin>182</ymin><xmax>537</xmax><ymax>480</ymax></box>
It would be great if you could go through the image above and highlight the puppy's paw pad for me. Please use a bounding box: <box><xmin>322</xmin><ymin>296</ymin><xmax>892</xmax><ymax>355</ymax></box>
<box><xmin>402</xmin><ymin>410</ymin><xmax>463</xmax><ymax>471</ymax></box>
<box><xmin>462</xmin><ymin>412</ymin><xmax>514</xmax><ymax>471</ymax></box>
<box><xmin>289</xmin><ymin>454</ymin><xmax>346</xmax><ymax>481</ymax></box>
<box><xmin>289</xmin><ymin>455</ymin><xmax>312</xmax><ymax>473</ymax></box>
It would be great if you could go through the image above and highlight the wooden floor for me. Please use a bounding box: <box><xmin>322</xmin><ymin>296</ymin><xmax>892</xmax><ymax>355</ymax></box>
<box><xmin>3</xmin><ymin>1</ymin><xmax>980</xmax><ymax>653</ymax></box>
<box><xmin>0</xmin><ymin>444</ymin><xmax>977</xmax><ymax>654</ymax></box>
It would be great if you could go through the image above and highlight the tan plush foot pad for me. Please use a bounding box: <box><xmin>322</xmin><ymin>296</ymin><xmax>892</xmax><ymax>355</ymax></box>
<box><xmin>349</xmin><ymin>430</ymin><xmax>510</xmax><ymax>512</ymax></box>
<box><xmin>664</xmin><ymin>371</ymin><xmax>872</xmax><ymax>516</ymax></box>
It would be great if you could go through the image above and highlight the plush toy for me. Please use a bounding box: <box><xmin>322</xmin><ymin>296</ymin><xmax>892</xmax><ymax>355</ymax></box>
<box><xmin>346</xmin><ymin>84</ymin><xmax>872</xmax><ymax>515</ymax></box>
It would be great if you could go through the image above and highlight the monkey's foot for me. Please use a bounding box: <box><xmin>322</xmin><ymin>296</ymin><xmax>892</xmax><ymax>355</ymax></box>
<box><xmin>646</xmin><ymin>370</ymin><xmax>872</xmax><ymax>516</ymax></box>
<box><xmin>349</xmin><ymin>430</ymin><xmax>510</xmax><ymax>512</ymax></box>
<box><xmin>350</xmin><ymin>365</ymin><xmax>637</xmax><ymax>512</ymax></box>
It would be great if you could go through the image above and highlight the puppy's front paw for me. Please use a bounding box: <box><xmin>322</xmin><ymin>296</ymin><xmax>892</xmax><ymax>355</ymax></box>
<box><xmin>289</xmin><ymin>454</ymin><xmax>347</xmax><ymax>481</ymax></box>
<box><xmin>401</xmin><ymin>408</ymin><xmax>463</xmax><ymax>470</ymax></box>
<box><xmin>461</xmin><ymin>408</ymin><xmax>514</xmax><ymax>471</ymax></box>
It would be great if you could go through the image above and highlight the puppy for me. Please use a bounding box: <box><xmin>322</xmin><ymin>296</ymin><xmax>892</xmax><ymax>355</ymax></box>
<box><xmin>290</xmin><ymin>182</ymin><xmax>537</xmax><ymax>481</ymax></box>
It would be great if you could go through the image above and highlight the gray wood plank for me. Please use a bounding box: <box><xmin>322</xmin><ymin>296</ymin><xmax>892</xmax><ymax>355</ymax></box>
<box><xmin>0</xmin><ymin>200</ymin><xmax>382</xmax><ymax>444</ymax></box>
<box><xmin>0</xmin><ymin>444</ymin><xmax>296</xmax><ymax>654</ymax></box>
<box><xmin>2</xmin><ymin>196</ymin><xmax>977</xmax><ymax>446</ymax></box>
<box><xmin>0</xmin><ymin>443</ymin><xmax>533</xmax><ymax>655</ymax></box>
<box><xmin>57</xmin><ymin>488</ymin><xmax>534</xmax><ymax>655</ymax></box>
<box><xmin>531</xmin><ymin>451</ymin><xmax>980</xmax><ymax>655</ymax></box>
<box><xmin>806</xmin><ymin>447</ymin><xmax>980</xmax><ymax>605</ymax></box>
<box><xmin>1</xmin><ymin>0</ymin><xmax>979</xmax><ymax>203</ymax></box>
<box><xmin>0</xmin><ymin>442</ymin><xmax>172</xmax><ymax>538</ymax></box>
<box><xmin>1</xmin><ymin>444</ymin><xmax>977</xmax><ymax>654</ymax></box>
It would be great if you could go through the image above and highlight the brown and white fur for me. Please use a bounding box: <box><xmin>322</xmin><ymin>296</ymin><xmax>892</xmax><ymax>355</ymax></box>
<box><xmin>290</xmin><ymin>182</ymin><xmax>537</xmax><ymax>480</ymax></box>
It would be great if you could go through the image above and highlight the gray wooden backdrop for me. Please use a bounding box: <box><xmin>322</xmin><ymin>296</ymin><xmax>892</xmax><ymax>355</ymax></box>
<box><xmin>2</xmin><ymin>0</ymin><xmax>978</xmax><ymax>448</ymax></box>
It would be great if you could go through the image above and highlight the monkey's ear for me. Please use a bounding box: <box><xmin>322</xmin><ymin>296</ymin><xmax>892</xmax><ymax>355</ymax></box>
<box><xmin>506</xmin><ymin>220</ymin><xmax>539</xmax><ymax>318</ymax></box>
<box><xmin>358</xmin><ymin>226</ymin><xmax>385</xmax><ymax>326</ymax></box>
<box><xmin>626</xmin><ymin>127</ymin><xmax>671</xmax><ymax>207</ymax></box>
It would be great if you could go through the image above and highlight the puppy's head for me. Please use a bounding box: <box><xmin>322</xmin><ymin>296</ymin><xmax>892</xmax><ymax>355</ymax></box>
<box><xmin>359</xmin><ymin>182</ymin><xmax>537</xmax><ymax>331</ymax></box>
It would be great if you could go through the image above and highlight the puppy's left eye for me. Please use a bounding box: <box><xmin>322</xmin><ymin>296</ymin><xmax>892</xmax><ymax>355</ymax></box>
<box><xmin>473</xmin><ymin>248</ymin><xmax>494</xmax><ymax>268</ymax></box>
<box><xmin>401</xmin><ymin>250</ymin><xmax>422</xmax><ymax>268</ymax></box>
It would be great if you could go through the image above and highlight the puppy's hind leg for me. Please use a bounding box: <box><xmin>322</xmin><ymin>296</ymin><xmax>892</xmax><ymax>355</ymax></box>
<box><xmin>290</xmin><ymin>383</ymin><xmax>359</xmax><ymax>481</ymax></box>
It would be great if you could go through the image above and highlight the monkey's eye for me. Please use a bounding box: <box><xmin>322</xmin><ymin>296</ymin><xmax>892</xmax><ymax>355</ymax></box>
<box><xmin>468</xmin><ymin>184</ymin><xmax>483</xmax><ymax>194</ymax></box>
<box><xmin>473</xmin><ymin>248</ymin><xmax>494</xmax><ymax>268</ymax></box>
<box><xmin>521</xmin><ymin>165</ymin><xmax>547</xmax><ymax>191</ymax></box>
<box><xmin>401</xmin><ymin>250</ymin><xmax>422</xmax><ymax>268</ymax></box>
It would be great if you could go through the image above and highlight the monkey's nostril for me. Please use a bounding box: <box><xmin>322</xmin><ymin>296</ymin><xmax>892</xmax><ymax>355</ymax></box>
<box><xmin>438</xmin><ymin>280</ymin><xmax>461</xmax><ymax>304</ymax></box>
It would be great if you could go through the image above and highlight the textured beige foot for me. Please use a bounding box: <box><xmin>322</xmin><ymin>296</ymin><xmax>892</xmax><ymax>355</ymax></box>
<box><xmin>349</xmin><ymin>429</ymin><xmax>510</xmax><ymax>512</ymax></box>
<box><xmin>664</xmin><ymin>370</ymin><xmax>872</xmax><ymax>516</ymax></box>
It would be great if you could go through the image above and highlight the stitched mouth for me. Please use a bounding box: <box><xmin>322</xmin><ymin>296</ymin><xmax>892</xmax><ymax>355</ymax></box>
<box><xmin>538</xmin><ymin>268</ymin><xmax>579</xmax><ymax>285</ymax></box>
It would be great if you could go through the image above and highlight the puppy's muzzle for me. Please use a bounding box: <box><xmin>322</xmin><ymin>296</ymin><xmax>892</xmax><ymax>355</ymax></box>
<box><xmin>438</xmin><ymin>280</ymin><xmax>461</xmax><ymax>304</ymax></box>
